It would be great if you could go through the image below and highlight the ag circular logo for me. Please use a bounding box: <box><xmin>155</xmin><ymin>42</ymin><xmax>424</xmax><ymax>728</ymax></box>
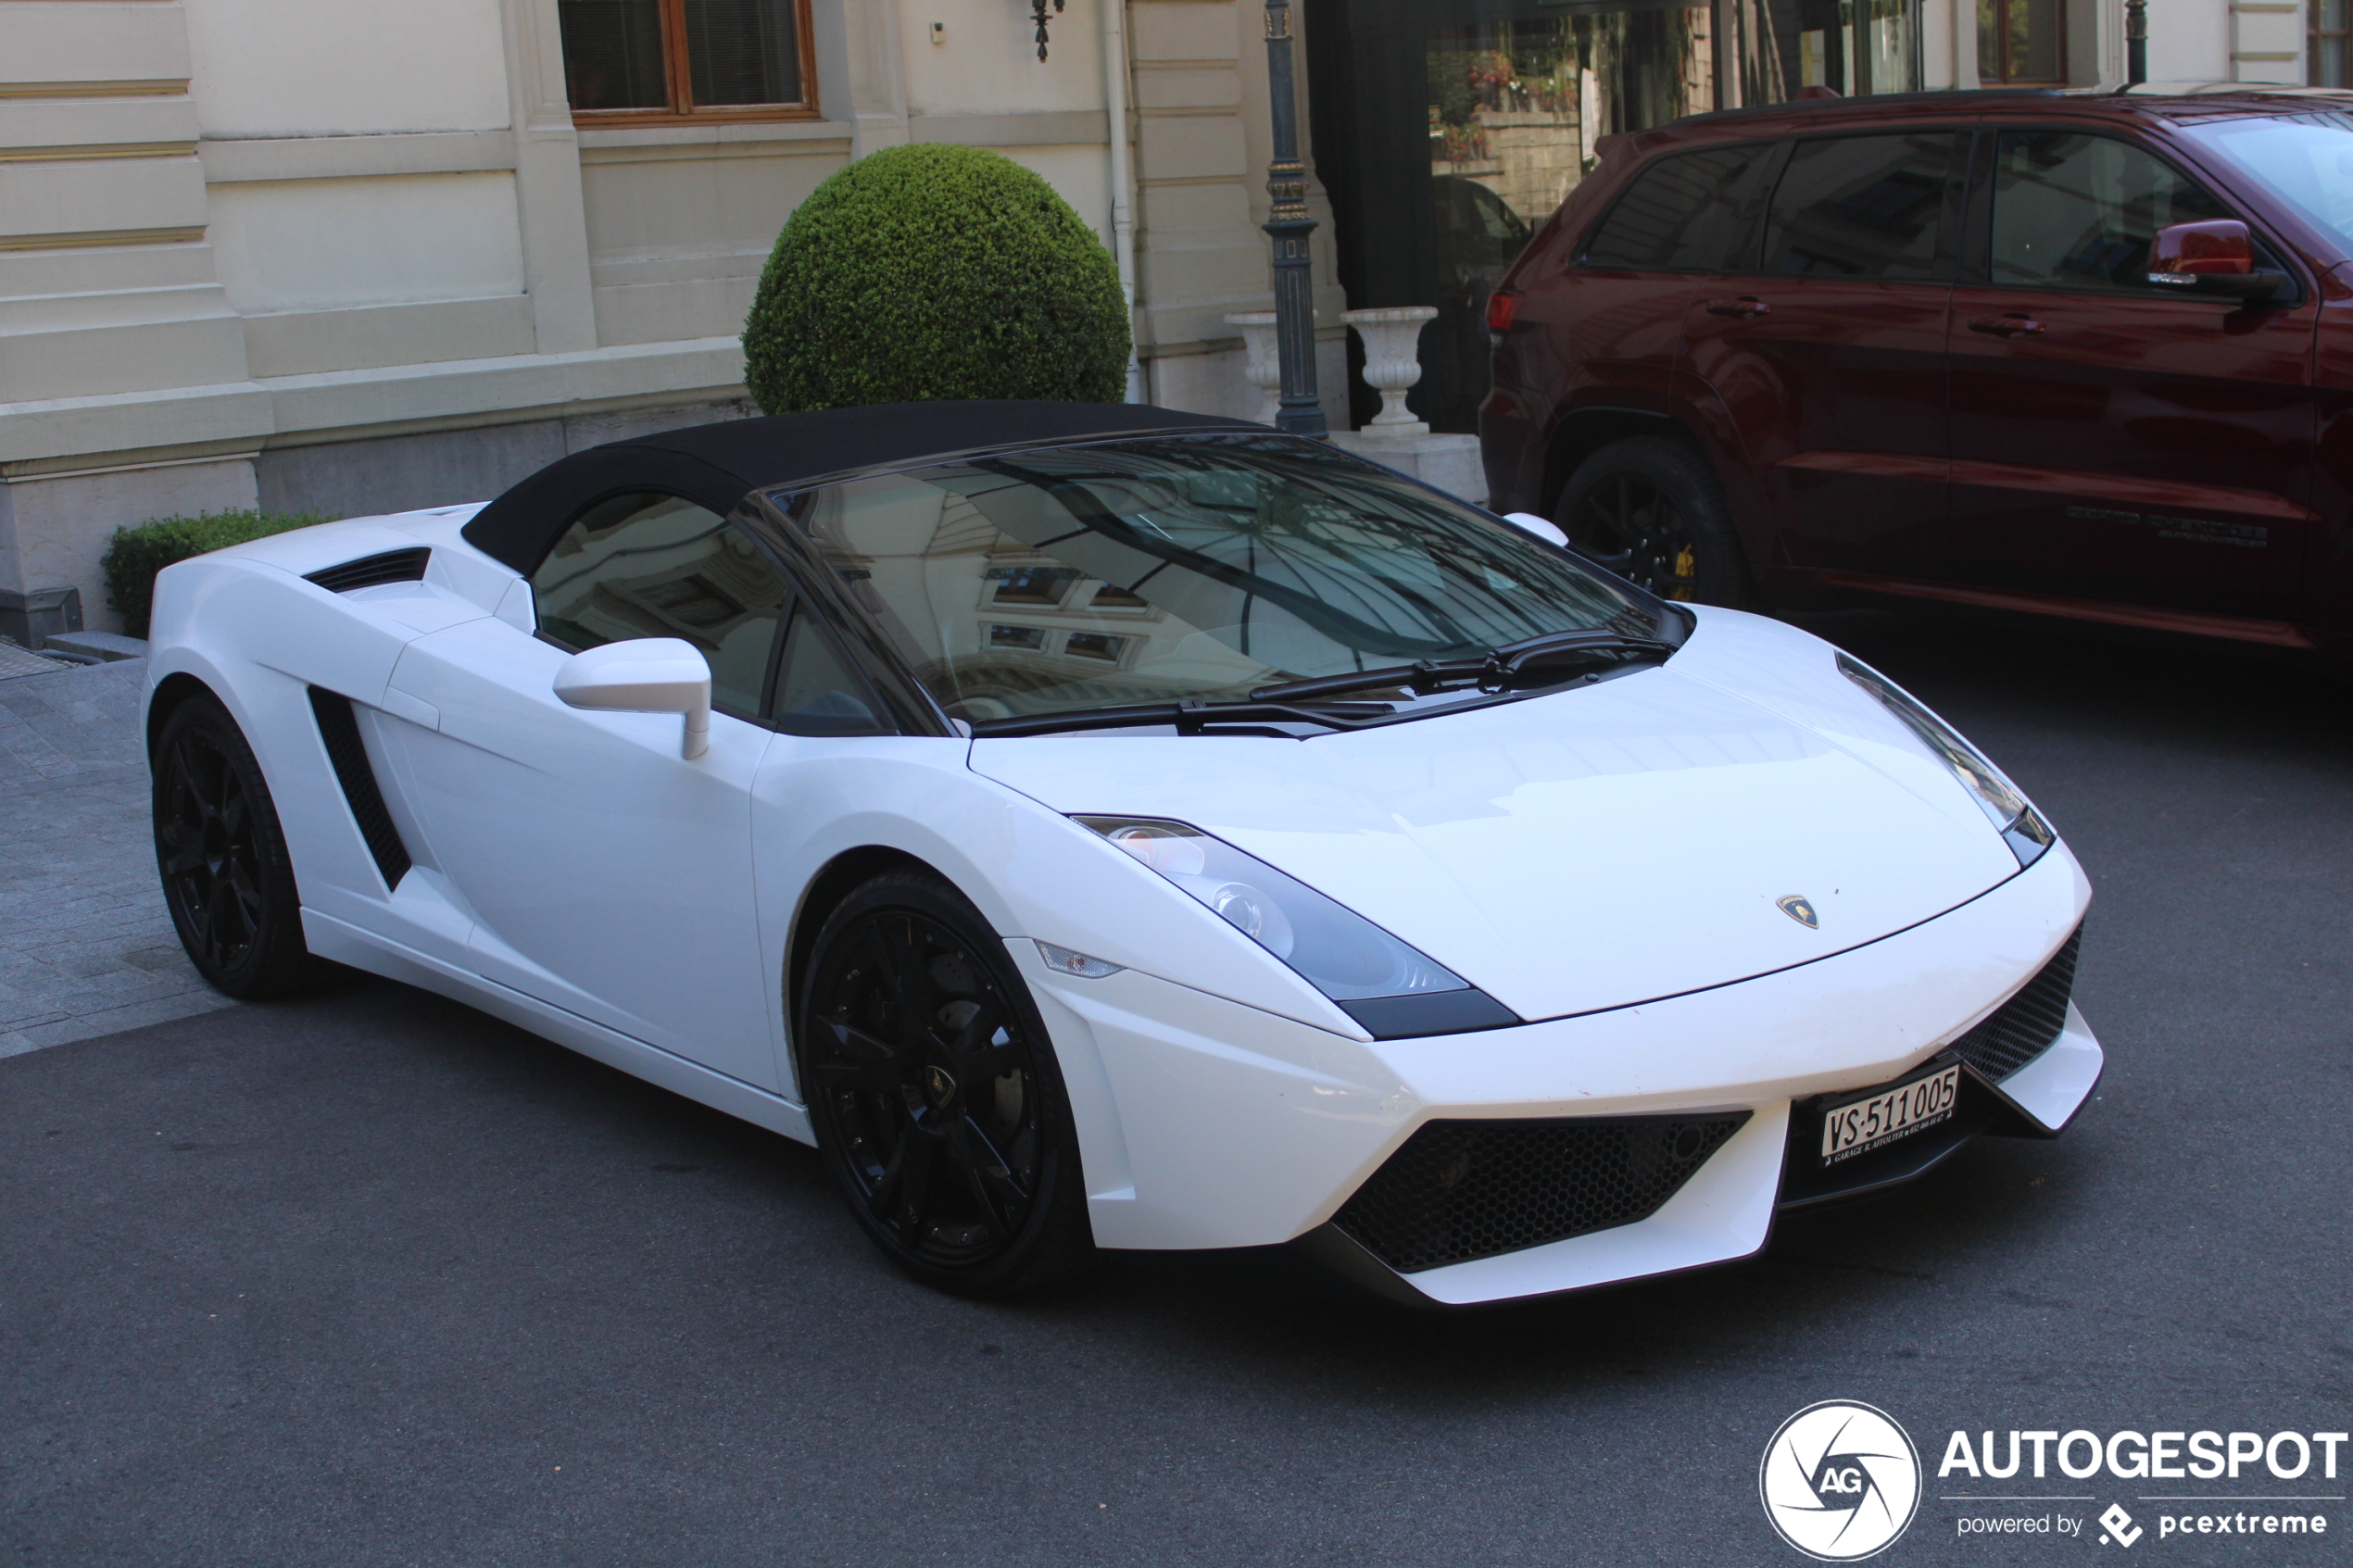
<box><xmin>1759</xmin><ymin>1400</ymin><xmax>1921</xmax><ymax>1561</ymax></box>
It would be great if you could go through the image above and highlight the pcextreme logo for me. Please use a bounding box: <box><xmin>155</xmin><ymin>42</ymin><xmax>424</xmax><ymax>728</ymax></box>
<box><xmin>1760</xmin><ymin>1400</ymin><xmax>1924</xmax><ymax>1561</ymax></box>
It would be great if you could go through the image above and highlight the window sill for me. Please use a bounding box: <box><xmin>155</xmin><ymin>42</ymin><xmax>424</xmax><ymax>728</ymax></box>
<box><xmin>573</xmin><ymin>118</ymin><xmax>855</xmax><ymax>151</ymax></box>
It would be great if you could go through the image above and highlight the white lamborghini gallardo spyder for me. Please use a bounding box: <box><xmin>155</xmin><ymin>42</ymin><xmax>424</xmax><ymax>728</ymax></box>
<box><xmin>144</xmin><ymin>401</ymin><xmax>2100</xmax><ymax>1305</ymax></box>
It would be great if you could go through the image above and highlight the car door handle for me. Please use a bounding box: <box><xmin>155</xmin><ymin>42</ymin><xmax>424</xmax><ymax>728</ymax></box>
<box><xmin>1969</xmin><ymin>314</ymin><xmax>2045</xmax><ymax>337</ymax></box>
<box><xmin>1705</xmin><ymin>296</ymin><xmax>1770</xmax><ymax>318</ymax></box>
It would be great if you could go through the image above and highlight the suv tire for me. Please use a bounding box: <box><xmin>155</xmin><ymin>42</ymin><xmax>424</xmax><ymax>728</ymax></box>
<box><xmin>1554</xmin><ymin>434</ymin><xmax>1755</xmax><ymax>608</ymax></box>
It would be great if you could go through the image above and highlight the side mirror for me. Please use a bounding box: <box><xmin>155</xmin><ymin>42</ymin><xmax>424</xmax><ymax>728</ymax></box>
<box><xmin>1502</xmin><ymin>510</ymin><xmax>1571</xmax><ymax>547</ymax></box>
<box><xmin>552</xmin><ymin>637</ymin><xmax>711</xmax><ymax>759</ymax></box>
<box><xmin>2148</xmin><ymin>220</ymin><xmax>2279</xmax><ymax>301</ymax></box>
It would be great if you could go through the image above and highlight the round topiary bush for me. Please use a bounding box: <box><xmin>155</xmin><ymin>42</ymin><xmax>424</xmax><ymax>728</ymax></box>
<box><xmin>742</xmin><ymin>144</ymin><xmax>1130</xmax><ymax>412</ymax></box>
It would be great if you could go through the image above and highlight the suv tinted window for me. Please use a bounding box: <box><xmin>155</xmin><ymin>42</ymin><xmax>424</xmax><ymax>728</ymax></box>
<box><xmin>532</xmin><ymin>491</ymin><xmax>790</xmax><ymax>718</ymax></box>
<box><xmin>1765</xmin><ymin>132</ymin><xmax>1957</xmax><ymax>279</ymax></box>
<box><xmin>1989</xmin><ymin>131</ymin><xmax>2233</xmax><ymax>289</ymax></box>
<box><xmin>1584</xmin><ymin>144</ymin><xmax>1777</xmax><ymax>270</ymax></box>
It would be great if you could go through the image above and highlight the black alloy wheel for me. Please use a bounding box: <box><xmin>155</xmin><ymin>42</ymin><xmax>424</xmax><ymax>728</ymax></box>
<box><xmin>1567</xmin><ymin>472</ymin><xmax>1701</xmax><ymax>600</ymax></box>
<box><xmin>1554</xmin><ymin>434</ymin><xmax>1755</xmax><ymax>608</ymax></box>
<box><xmin>799</xmin><ymin>872</ymin><xmax>1092</xmax><ymax>1296</ymax></box>
<box><xmin>152</xmin><ymin>693</ymin><xmax>319</xmax><ymax>997</ymax></box>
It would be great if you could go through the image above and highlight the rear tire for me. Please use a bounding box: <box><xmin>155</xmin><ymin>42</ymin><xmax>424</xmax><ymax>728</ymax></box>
<box><xmin>1553</xmin><ymin>434</ymin><xmax>1755</xmax><ymax>608</ymax></box>
<box><xmin>798</xmin><ymin>871</ymin><xmax>1095</xmax><ymax>1297</ymax></box>
<box><xmin>152</xmin><ymin>692</ymin><xmax>321</xmax><ymax>998</ymax></box>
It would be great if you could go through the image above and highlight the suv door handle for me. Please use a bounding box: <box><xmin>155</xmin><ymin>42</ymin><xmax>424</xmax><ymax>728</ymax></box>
<box><xmin>1969</xmin><ymin>313</ymin><xmax>2045</xmax><ymax>337</ymax></box>
<box><xmin>1705</xmin><ymin>296</ymin><xmax>1770</xmax><ymax>318</ymax></box>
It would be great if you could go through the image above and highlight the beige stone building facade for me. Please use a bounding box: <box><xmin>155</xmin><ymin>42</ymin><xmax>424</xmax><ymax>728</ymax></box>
<box><xmin>0</xmin><ymin>0</ymin><xmax>2290</xmax><ymax>636</ymax></box>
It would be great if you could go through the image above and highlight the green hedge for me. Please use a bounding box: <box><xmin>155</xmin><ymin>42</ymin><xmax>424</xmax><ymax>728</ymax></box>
<box><xmin>102</xmin><ymin>509</ymin><xmax>331</xmax><ymax>638</ymax></box>
<box><xmin>741</xmin><ymin>143</ymin><xmax>1130</xmax><ymax>413</ymax></box>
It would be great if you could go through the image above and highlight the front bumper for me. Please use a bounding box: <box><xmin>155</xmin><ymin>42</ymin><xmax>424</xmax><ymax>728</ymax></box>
<box><xmin>1016</xmin><ymin>840</ymin><xmax>2097</xmax><ymax>1306</ymax></box>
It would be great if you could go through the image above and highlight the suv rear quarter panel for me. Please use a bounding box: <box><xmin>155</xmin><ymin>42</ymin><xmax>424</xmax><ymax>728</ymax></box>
<box><xmin>1492</xmin><ymin>106</ymin><xmax>1974</xmax><ymax>577</ymax></box>
<box><xmin>1480</xmin><ymin>143</ymin><xmax>1665</xmax><ymax>514</ymax></box>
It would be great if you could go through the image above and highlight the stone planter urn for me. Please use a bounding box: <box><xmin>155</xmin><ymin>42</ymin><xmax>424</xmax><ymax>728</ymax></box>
<box><xmin>1341</xmin><ymin>305</ymin><xmax>1437</xmax><ymax>437</ymax></box>
<box><xmin>1222</xmin><ymin>311</ymin><xmax>1281</xmax><ymax>425</ymax></box>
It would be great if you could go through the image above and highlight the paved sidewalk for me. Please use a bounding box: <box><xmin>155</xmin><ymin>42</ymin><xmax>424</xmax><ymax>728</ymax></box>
<box><xmin>0</xmin><ymin>659</ymin><xmax>235</xmax><ymax>1057</ymax></box>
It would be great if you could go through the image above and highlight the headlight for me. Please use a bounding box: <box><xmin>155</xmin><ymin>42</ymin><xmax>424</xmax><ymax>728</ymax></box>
<box><xmin>1837</xmin><ymin>652</ymin><xmax>2053</xmax><ymax>868</ymax></box>
<box><xmin>1073</xmin><ymin>817</ymin><xmax>1520</xmax><ymax>1039</ymax></box>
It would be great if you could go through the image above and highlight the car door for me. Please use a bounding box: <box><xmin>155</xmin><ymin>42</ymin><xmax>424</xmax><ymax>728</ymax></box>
<box><xmin>383</xmin><ymin>492</ymin><xmax>789</xmax><ymax>1090</ymax></box>
<box><xmin>1680</xmin><ymin>127</ymin><xmax>1967</xmax><ymax>579</ymax></box>
<box><xmin>1942</xmin><ymin>127</ymin><xmax>2320</xmax><ymax>623</ymax></box>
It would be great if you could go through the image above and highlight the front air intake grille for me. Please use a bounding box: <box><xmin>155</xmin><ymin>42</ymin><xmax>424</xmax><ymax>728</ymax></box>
<box><xmin>1333</xmin><ymin>1111</ymin><xmax>1751</xmax><ymax>1273</ymax></box>
<box><xmin>1949</xmin><ymin>925</ymin><xmax>2082</xmax><ymax>1083</ymax></box>
<box><xmin>307</xmin><ymin>687</ymin><xmax>411</xmax><ymax>891</ymax></box>
<box><xmin>304</xmin><ymin>547</ymin><xmax>430</xmax><ymax>594</ymax></box>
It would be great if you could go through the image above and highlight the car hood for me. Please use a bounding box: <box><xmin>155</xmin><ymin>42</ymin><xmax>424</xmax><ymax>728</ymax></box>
<box><xmin>967</xmin><ymin>608</ymin><xmax>2027</xmax><ymax>1025</ymax></box>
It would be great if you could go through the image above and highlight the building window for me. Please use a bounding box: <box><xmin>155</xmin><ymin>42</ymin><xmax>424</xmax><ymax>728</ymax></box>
<box><xmin>556</xmin><ymin>0</ymin><xmax>815</xmax><ymax>121</ymax></box>
<box><xmin>2314</xmin><ymin>0</ymin><xmax>2349</xmax><ymax>85</ymax></box>
<box><xmin>1795</xmin><ymin>0</ymin><xmax>1922</xmax><ymax>97</ymax></box>
<box><xmin>1978</xmin><ymin>0</ymin><xmax>2065</xmax><ymax>83</ymax></box>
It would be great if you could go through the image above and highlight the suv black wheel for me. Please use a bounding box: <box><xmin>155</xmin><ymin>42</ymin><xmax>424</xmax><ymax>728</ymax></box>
<box><xmin>152</xmin><ymin>692</ymin><xmax>321</xmax><ymax>997</ymax></box>
<box><xmin>799</xmin><ymin>871</ymin><xmax>1094</xmax><ymax>1297</ymax></box>
<box><xmin>1554</xmin><ymin>434</ymin><xmax>1755</xmax><ymax>607</ymax></box>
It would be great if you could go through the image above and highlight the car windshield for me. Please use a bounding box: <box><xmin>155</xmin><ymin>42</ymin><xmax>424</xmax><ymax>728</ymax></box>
<box><xmin>2178</xmin><ymin>111</ymin><xmax>2353</xmax><ymax>253</ymax></box>
<box><xmin>777</xmin><ymin>433</ymin><xmax>1671</xmax><ymax>728</ymax></box>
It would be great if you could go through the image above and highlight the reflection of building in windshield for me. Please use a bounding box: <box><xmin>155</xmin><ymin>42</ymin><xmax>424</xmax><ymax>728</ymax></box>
<box><xmin>803</xmin><ymin>482</ymin><xmax>1271</xmax><ymax>723</ymax></box>
<box><xmin>957</xmin><ymin>546</ymin><xmax>1198</xmax><ymax>719</ymax></box>
<box><xmin>536</xmin><ymin>496</ymin><xmax>785</xmax><ymax>673</ymax></box>
<box><xmin>790</xmin><ymin>439</ymin><xmax>1647</xmax><ymax>724</ymax></box>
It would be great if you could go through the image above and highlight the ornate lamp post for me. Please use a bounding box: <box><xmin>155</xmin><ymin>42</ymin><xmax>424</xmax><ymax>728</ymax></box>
<box><xmin>2126</xmin><ymin>0</ymin><xmax>2147</xmax><ymax>84</ymax></box>
<box><xmin>1260</xmin><ymin>0</ymin><xmax>1327</xmax><ymax>436</ymax></box>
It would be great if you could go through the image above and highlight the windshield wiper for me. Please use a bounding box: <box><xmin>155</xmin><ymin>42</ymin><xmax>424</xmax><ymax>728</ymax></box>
<box><xmin>965</xmin><ymin>698</ymin><xmax>1394</xmax><ymax>739</ymax></box>
<box><xmin>965</xmin><ymin>631</ymin><xmax>1677</xmax><ymax>738</ymax></box>
<box><xmin>1248</xmin><ymin>627</ymin><xmax>1678</xmax><ymax>706</ymax></box>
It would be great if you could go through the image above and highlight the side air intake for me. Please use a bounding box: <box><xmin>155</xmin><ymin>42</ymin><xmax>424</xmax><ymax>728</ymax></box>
<box><xmin>307</xmin><ymin>687</ymin><xmax>412</xmax><ymax>890</ymax></box>
<box><xmin>305</xmin><ymin>547</ymin><xmax>430</xmax><ymax>594</ymax></box>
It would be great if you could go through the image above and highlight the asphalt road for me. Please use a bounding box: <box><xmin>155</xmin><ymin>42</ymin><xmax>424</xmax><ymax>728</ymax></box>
<box><xmin>4</xmin><ymin>609</ymin><xmax>2348</xmax><ymax>1568</ymax></box>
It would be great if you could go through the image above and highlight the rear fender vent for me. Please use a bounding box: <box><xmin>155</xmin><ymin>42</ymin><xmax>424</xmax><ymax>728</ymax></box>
<box><xmin>307</xmin><ymin>687</ymin><xmax>412</xmax><ymax>891</ymax></box>
<box><xmin>305</xmin><ymin>547</ymin><xmax>430</xmax><ymax>594</ymax></box>
<box><xmin>1334</xmin><ymin>1111</ymin><xmax>1751</xmax><ymax>1273</ymax></box>
<box><xmin>1949</xmin><ymin>924</ymin><xmax>2082</xmax><ymax>1083</ymax></box>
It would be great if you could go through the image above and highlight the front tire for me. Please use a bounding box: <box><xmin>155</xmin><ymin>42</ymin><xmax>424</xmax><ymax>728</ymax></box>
<box><xmin>152</xmin><ymin>692</ymin><xmax>320</xmax><ymax>998</ymax></box>
<box><xmin>798</xmin><ymin>871</ymin><xmax>1094</xmax><ymax>1297</ymax></box>
<box><xmin>1553</xmin><ymin>434</ymin><xmax>1755</xmax><ymax>607</ymax></box>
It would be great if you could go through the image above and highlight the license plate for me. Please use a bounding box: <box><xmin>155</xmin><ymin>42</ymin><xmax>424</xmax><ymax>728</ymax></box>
<box><xmin>1818</xmin><ymin>1064</ymin><xmax>1960</xmax><ymax>1166</ymax></box>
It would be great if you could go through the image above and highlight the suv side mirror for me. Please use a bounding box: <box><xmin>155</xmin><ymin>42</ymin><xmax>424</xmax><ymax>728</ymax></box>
<box><xmin>553</xmin><ymin>637</ymin><xmax>712</xmax><ymax>759</ymax></box>
<box><xmin>2148</xmin><ymin>220</ymin><xmax>2280</xmax><ymax>301</ymax></box>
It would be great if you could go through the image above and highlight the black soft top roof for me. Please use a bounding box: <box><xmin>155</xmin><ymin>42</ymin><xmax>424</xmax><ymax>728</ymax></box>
<box><xmin>461</xmin><ymin>399</ymin><xmax>1261</xmax><ymax>573</ymax></box>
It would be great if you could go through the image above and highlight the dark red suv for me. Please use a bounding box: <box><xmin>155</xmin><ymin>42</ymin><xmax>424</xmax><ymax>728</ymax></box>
<box><xmin>1478</xmin><ymin>89</ymin><xmax>2353</xmax><ymax>657</ymax></box>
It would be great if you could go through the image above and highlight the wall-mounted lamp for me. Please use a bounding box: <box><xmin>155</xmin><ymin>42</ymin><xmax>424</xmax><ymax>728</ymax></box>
<box><xmin>1029</xmin><ymin>0</ymin><xmax>1064</xmax><ymax>60</ymax></box>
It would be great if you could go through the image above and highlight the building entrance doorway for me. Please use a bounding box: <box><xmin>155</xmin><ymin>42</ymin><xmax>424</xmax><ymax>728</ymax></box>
<box><xmin>1307</xmin><ymin>0</ymin><xmax>1721</xmax><ymax>433</ymax></box>
<box><xmin>1306</xmin><ymin>0</ymin><xmax>1916</xmax><ymax>434</ymax></box>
